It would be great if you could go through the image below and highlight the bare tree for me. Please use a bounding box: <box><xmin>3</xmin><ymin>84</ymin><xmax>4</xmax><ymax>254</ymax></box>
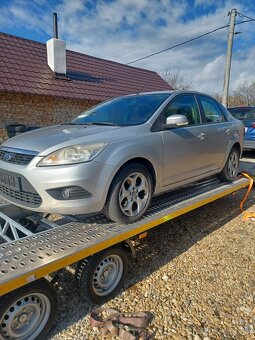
<box><xmin>211</xmin><ymin>92</ymin><xmax>222</xmax><ymax>103</ymax></box>
<box><xmin>212</xmin><ymin>79</ymin><xmax>255</xmax><ymax>107</ymax></box>
<box><xmin>211</xmin><ymin>92</ymin><xmax>242</xmax><ymax>107</ymax></box>
<box><xmin>233</xmin><ymin>79</ymin><xmax>255</xmax><ymax>106</ymax></box>
<box><xmin>160</xmin><ymin>66</ymin><xmax>193</xmax><ymax>90</ymax></box>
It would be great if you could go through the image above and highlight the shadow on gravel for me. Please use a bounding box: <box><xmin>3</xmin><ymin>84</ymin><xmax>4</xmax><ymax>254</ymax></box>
<box><xmin>47</xmin><ymin>188</ymin><xmax>254</xmax><ymax>339</ymax></box>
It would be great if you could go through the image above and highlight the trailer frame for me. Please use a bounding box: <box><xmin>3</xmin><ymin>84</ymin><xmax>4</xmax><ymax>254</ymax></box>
<box><xmin>0</xmin><ymin>176</ymin><xmax>249</xmax><ymax>340</ymax></box>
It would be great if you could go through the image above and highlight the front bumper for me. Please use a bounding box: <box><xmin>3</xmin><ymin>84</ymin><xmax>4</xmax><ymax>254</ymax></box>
<box><xmin>0</xmin><ymin>157</ymin><xmax>116</xmax><ymax>214</ymax></box>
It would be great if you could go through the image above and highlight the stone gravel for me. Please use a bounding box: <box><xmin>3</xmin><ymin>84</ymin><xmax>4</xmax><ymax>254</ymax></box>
<box><xmin>47</xmin><ymin>187</ymin><xmax>255</xmax><ymax>339</ymax></box>
<box><xmin>7</xmin><ymin>186</ymin><xmax>252</xmax><ymax>339</ymax></box>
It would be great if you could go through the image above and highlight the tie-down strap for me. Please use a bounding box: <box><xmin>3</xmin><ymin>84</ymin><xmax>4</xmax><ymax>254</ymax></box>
<box><xmin>90</xmin><ymin>307</ymin><xmax>154</xmax><ymax>339</ymax></box>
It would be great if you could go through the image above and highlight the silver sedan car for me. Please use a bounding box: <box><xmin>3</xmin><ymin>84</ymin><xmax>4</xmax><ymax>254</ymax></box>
<box><xmin>0</xmin><ymin>91</ymin><xmax>244</xmax><ymax>223</ymax></box>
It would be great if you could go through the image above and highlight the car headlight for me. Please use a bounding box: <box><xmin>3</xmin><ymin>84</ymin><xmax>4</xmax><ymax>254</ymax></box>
<box><xmin>37</xmin><ymin>143</ymin><xmax>107</xmax><ymax>166</ymax></box>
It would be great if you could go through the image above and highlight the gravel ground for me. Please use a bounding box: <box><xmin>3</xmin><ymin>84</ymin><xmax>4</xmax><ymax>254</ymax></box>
<box><xmin>46</xmin><ymin>187</ymin><xmax>255</xmax><ymax>340</ymax></box>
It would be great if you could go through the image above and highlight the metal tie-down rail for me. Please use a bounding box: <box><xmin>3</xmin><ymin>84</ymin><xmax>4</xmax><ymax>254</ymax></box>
<box><xmin>0</xmin><ymin>203</ymin><xmax>64</xmax><ymax>244</ymax></box>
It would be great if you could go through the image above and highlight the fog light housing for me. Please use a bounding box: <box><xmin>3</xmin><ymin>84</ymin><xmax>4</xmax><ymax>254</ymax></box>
<box><xmin>46</xmin><ymin>186</ymin><xmax>92</xmax><ymax>200</ymax></box>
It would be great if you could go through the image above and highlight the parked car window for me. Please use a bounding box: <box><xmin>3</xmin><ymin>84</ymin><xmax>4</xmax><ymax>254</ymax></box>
<box><xmin>163</xmin><ymin>94</ymin><xmax>201</xmax><ymax>125</ymax></box>
<box><xmin>199</xmin><ymin>96</ymin><xmax>225</xmax><ymax>123</ymax></box>
<box><xmin>228</xmin><ymin>107</ymin><xmax>255</xmax><ymax>121</ymax></box>
<box><xmin>71</xmin><ymin>94</ymin><xmax>170</xmax><ymax>126</ymax></box>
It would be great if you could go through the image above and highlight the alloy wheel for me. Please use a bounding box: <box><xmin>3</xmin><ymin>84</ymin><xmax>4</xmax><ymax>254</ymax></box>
<box><xmin>227</xmin><ymin>151</ymin><xmax>239</xmax><ymax>178</ymax></box>
<box><xmin>118</xmin><ymin>172</ymin><xmax>149</xmax><ymax>217</ymax></box>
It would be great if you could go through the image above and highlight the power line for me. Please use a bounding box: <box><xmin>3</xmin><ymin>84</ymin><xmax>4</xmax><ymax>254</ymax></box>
<box><xmin>126</xmin><ymin>24</ymin><xmax>229</xmax><ymax>65</ymax></box>
<box><xmin>126</xmin><ymin>14</ymin><xmax>255</xmax><ymax>65</ymax></box>
<box><xmin>237</xmin><ymin>12</ymin><xmax>255</xmax><ymax>21</ymax></box>
<box><xmin>236</xmin><ymin>19</ymin><xmax>255</xmax><ymax>25</ymax></box>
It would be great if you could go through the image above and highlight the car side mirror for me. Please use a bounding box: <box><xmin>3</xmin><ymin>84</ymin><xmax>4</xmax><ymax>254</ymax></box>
<box><xmin>163</xmin><ymin>114</ymin><xmax>189</xmax><ymax>130</ymax></box>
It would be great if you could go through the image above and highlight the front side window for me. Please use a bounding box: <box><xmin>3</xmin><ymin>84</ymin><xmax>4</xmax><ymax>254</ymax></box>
<box><xmin>199</xmin><ymin>96</ymin><xmax>225</xmax><ymax>123</ymax></box>
<box><xmin>163</xmin><ymin>94</ymin><xmax>201</xmax><ymax>125</ymax></box>
<box><xmin>71</xmin><ymin>94</ymin><xmax>170</xmax><ymax>126</ymax></box>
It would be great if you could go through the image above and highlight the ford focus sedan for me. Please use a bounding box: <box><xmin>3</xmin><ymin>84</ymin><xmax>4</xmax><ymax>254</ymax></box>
<box><xmin>0</xmin><ymin>91</ymin><xmax>244</xmax><ymax>223</ymax></box>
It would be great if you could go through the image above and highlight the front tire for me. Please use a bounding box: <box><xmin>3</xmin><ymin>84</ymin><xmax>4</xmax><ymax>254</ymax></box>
<box><xmin>217</xmin><ymin>147</ymin><xmax>240</xmax><ymax>182</ymax></box>
<box><xmin>103</xmin><ymin>163</ymin><xmax>153</xmax><ymax>224</ymax></box>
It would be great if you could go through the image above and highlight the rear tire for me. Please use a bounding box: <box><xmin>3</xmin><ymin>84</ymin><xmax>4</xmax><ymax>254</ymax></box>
<box><xmin>217</xmin><ymin>147</ymin><xmax>240</xmax><ymax>182</ymax></box>
<box><xmin>0</xmin><ymin>279</ymin><xmax>57</xmax><ymax>340</ymax></box>
<box><xmin>103</xmin><ymin>163</ymin><xmax>153</xmax><ymax>224</ymax></box>
<box><xmin>76</xmin><ymin>246</ymin><xmax>128</xmax><ymax>304</ymax></box>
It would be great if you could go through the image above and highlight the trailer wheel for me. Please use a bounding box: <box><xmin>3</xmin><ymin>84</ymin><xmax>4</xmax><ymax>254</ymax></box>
<box><xmin>0</xmin><ymin>278</ymin><xmax>57</xmax><ymax>340</ymax></box>
<box><xmin>76</xmin><ymin>246</ymin><xmax>128</xmax><ymax>304</ymax></box>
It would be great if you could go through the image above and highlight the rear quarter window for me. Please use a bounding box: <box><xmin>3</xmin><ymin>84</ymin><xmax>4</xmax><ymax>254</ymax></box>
<box><xmin>198</xmin><ymin>95</ymin><xmax>225</xmax><ymax>123</ymax></box>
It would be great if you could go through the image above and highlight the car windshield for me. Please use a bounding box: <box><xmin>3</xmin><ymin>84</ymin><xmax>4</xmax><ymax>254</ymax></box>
<box><xmin>71</xmin><ymin>94</ymin><xmax>170</xmax><ymax>126</ymax></box>
<box><xmin>228</xmin><ymin>107</ymin><xmax>255</xmax><ymax>121</ymax></box>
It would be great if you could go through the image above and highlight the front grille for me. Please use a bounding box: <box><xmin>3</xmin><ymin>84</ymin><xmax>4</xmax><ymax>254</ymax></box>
<box><xmin>0</xmin><ymin>149</ymin><xmax>37</xmax><ymax>165</ymax></box>
<box><xmin>0</xmin><ymin>183</ymin><xmax>42</xmax><ymax>207</ymax></box>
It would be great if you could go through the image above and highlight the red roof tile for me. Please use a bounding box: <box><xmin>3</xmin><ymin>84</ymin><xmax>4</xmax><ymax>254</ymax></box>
<box><xmin>0</xmin><ymin>32</ymin><xmax>171</xmax><ymax>101</ymax></box>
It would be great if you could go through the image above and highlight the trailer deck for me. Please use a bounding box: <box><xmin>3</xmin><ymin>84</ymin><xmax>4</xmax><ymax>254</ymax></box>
<box><xmin>0</xmin><ymin>177</ymin><xmax>249</xmax><ymax>297</ymax></box>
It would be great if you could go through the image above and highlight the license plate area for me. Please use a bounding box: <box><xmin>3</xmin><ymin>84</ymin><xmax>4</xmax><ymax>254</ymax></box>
<box><xmin>0</xmin><ymin>171</ymin><xmax>21</xmax><ymax>191</ymax></box>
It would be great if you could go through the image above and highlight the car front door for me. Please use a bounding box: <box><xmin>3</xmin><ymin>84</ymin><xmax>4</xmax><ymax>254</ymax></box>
<box><xmin>196</xmin><ymin>94</ymin><xmax>234</xmax><ymax>170</ymax></box>
<box><xmin>161</xmin><ymin>94</ymin><xmax>216</xmax><ymax>187</ymax></box>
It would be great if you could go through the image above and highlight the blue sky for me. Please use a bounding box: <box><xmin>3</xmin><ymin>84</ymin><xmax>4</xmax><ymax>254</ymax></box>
<box><xmin>0</xmin><ymin>0</ymin><xmax>255</xmax><ymax>93</ymax></box>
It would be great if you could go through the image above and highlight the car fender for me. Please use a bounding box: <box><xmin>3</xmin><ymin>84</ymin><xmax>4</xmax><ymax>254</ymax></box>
<box><xmin>97</xmin><ymin>134</ymin><xmax>164</xmax><ymax>195</ymax></box>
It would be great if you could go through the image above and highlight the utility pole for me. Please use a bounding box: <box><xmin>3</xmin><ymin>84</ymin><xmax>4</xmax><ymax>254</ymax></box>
<box><xmin>222</xmin><ymin>8</ymin><xmax>237</xmax><ymax>107</ymax></box>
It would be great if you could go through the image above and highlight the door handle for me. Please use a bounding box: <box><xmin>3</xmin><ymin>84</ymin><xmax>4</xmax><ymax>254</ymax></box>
<box><xmin>198</xmin><ymin>133</ymin><xmax>207</xmax><ymax>140</ymax></box>
<box><xmin>225</xmin><ymin>129</ymin><xmax>231</xmax><ymax>135</ymax></box>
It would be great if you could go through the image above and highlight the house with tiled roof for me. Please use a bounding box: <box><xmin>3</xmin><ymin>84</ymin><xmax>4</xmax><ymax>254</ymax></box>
<box><xmin>0</xmin><ymin>32</ymin><xmax>171</xmax><ymax>140</ymax></box>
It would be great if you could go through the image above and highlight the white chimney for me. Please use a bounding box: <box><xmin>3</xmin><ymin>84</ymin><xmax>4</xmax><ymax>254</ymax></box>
<box><xmin>47</xmin><ymin>38</ymin><xmax>66</xmax><ymax>75</ymax></box>
<box><xmin>47</xmin><ymin>13</ymin><xmax>66</xmax><ymax>76</ymax></box>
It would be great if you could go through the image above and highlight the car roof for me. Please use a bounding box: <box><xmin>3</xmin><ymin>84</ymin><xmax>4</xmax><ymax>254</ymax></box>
<box><xmin>122</xmin><ymin>90</ymin><xmax>218</xmax><ymax>98</ymax></box>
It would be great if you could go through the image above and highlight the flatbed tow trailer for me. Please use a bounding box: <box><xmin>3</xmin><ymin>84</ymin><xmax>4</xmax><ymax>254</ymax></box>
<box><xmin>0</xmin><ymin>177</ymin><xmax>249</xmax><ymax>339</ymax></box>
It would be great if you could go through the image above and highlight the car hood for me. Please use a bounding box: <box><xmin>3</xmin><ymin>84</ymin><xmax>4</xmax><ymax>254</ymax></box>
<box><xmin>2</xmin><ymin>124</ymin><xmax>138</xmax><ymax>156</ymax></box>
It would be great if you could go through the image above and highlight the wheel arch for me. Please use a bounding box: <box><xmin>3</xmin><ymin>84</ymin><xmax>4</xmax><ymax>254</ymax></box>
<box><xmin>110</xmin><ymin>157</ymin><xmax>157</xmax><ymax>191</ymax></box>
<box><xmin>220</xmin><ymin>140</ymin><xmax>242</xmax><ymax>172</ymax></box>
<box><xmin>232</xmin><ymin>142</ymin><xmax>241</xmax><ymax>156</ymax></box>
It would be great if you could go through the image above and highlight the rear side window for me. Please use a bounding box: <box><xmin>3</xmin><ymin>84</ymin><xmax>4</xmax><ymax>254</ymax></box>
<box><xmin>163</xmin><ymin>94</ymin><xmax>201</xmax><ymax>125</ymax></box>
<box><xmin>198</xmin><ymin>95</ymin><xmax>225</xmax><ymax>123</ymax></box>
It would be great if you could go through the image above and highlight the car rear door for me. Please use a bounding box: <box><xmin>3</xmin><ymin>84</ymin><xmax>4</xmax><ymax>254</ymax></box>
<box><xmin>160</xmin><ymin>94</ymin><xmax>216</xmax><ymax>187</ymax></box>
<box><xmin>196</xmin><ymin>94</ymin><xmax>234</xmax><ymax>169</ymax></box>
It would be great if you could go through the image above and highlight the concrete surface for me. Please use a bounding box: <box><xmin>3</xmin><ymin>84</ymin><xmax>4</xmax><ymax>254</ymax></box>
<box><xmin>240</xmin><ymin>151</ymin><xmax>255</xmax><ymax>176</ymax></box>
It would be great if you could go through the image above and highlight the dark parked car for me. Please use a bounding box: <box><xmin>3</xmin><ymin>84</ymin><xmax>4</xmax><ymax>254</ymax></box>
<box><xmin>228</xmin><ymin>106</ymin><xmax>255</xmax><ymax>150</ymax></box>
